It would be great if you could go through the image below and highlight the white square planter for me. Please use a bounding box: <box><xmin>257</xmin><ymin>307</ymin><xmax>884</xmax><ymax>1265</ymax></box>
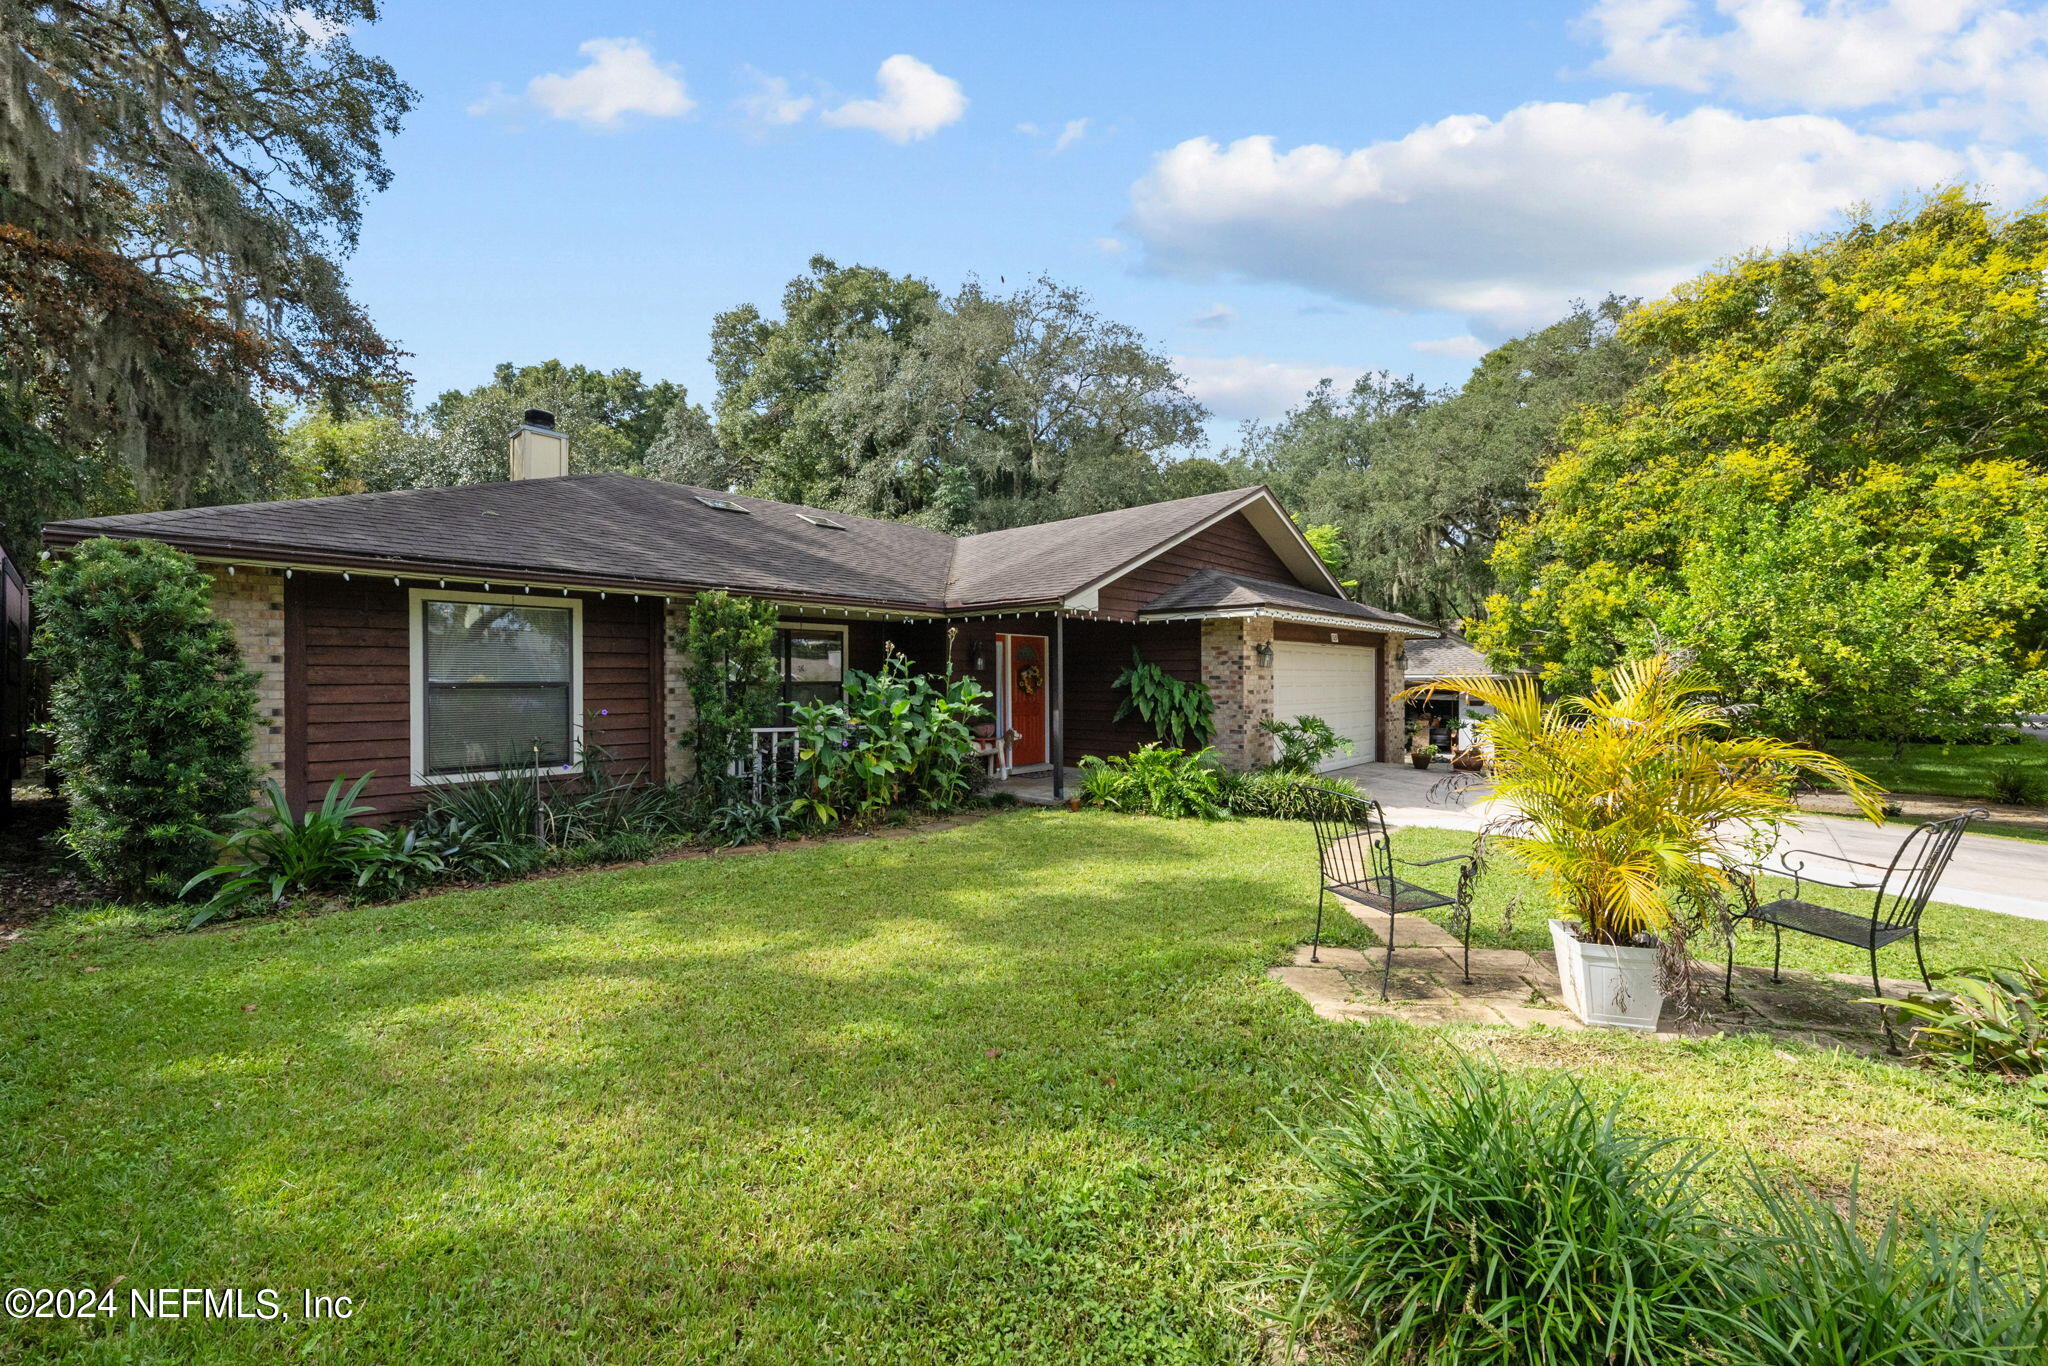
<box><xmin>1549</xmin><ymin>919</ymin><xmax>1664</xmax><ymax>1032</ymax></box>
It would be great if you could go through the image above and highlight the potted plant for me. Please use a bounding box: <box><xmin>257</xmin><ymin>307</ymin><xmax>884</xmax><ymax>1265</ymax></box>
<box><xmin>1402</xmin><ymin>656</ymin><xmax>1882</xmax><ymax>1031</ymax></box>
<box><xmin>1409</xmin><ymin>743</ymin><xmax>1439</xmax><ymax>771</ymax></box>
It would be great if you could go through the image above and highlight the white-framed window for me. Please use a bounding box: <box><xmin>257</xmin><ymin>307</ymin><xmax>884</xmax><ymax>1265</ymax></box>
<box><xmin>409</xmin><ymin>588</ymin><xmax>584</xmax><ymax>786</ymax></box>
<box><xmin>774</xmin><ymin>621</ymin><xmax>847</xmax><ymax>719</ymax></box>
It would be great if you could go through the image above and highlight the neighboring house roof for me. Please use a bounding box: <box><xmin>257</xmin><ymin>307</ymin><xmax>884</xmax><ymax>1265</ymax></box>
<box><xmin>40</xmin><ymin>474</ymin><xmax>1380</xmax><ymax>620</ymax></box>
<box><xmin>1404</xmin><ymin>632</ymin><xmax>1497</xmax><ymax>680</ymax></box>
<box><xmin>1141</xmin><ymin>569</ymin><xmax>1436</xmax><ymax>635</ymax></box>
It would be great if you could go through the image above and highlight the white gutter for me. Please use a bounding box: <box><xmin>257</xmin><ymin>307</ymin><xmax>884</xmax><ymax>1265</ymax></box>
<box><xmin>1138</xmin><ymin>605</ymin><xmax>1439</xmax><ymax>637</ymax></box>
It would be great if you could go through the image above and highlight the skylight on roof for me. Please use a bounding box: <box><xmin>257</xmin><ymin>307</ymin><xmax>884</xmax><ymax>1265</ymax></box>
<box><xmin>797</xmin><ymin>513</ymin><xmax>846</xmax><ymax>530</ymax></box>
<box><xmin>694</xmin><ymin>496</ymin><xmax>751</xmax><ymax>514</ymax></box>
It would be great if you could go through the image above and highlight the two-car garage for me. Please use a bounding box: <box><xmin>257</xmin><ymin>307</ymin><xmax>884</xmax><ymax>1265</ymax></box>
<box><xmin>1270</xmin><ymin>638</ymin><xmax>1379</xmax><ymax>772</ymax></box>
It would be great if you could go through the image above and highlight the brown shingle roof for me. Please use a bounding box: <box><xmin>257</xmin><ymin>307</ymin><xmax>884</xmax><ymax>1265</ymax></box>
<box><xmin>42</xmin><ymin>476</ymin><xmax>960</xmax><ymax>608</ymax></box>
<box><xmin>945</xmin><ymin>487</ymin><xmax>1258</xmax><ymax>606</ymax></box>
<box><xmin>1403</xmin><ymin>632</ymin><xmax>1497</xmax><ymax>679</ymax></box>
<box><xmin>41</xmin><ymin>476</ymin><xmax>1315</xmax><ymax>614</ymax></box>
<box><xmin>1141</xmin><ymin>569</ymin><xmax>1435</xmax><ymax>633</ymax></box>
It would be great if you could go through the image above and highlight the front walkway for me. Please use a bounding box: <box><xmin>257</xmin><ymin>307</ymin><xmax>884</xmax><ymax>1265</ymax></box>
<box><xmin>989</xmin><ymin>767</ymin><xmax>1081</xmax><ymax>806</ymax></box>
<box><xmin>1269</xmin><ymin>898</ymin><xmax>1914</xmax><ymax>1053</ymax></box>
<box><xmin>1328</xmin><ymin>760</ymin><xmax>2048</xmax><ymax>922</ymax></box>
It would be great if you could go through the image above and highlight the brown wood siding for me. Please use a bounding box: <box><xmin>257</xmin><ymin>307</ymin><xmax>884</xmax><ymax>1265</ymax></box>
<box><xmin>1061</xmin><ymin>618</ymin><xmax>1201</xmax><ymax>760</ymax></box>
<box><xmin>285</xmin><ymin>574</ymin><xmax>662</xmax><ymax>821</ymax></box>
<box><xmin>925</xmin><ymin>615</ymin><xmax>1199</xmax><ymax>761</ymax></box>
<box><xmin>1273</xmin><ymin>621</ymin><xmax>1389</xmax><ymax>650</ymax></box>
<box><xmin>1093</xmin><ymin>511</ymin><xmax>1299</xmax><ymax>619</ymax></box>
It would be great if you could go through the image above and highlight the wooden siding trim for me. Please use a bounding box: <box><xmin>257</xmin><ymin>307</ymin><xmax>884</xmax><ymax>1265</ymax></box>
<box><xmin>286</xmin><ymin>574</ymin><xmax>662</xmax><ymax>823</ymax></box>
<box><xmin>1092</xmin><ymin>512</ymin><xmax>1300</xmax><ymax>620</ymax></box>
<box><xmin>282</xmin><ymin>577</ymin><xmax>308</xmax><ymax>815</ymax></box>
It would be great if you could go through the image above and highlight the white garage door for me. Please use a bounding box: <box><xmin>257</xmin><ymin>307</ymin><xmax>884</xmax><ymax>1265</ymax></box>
<box><xmin>1271</xmin><ymin>641</ymin><xmax>1377</xmax><ymax>771</ymax></box>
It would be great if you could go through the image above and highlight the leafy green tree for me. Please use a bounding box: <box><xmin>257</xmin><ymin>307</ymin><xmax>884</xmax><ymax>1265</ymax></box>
<box><xmin>394</xmin><ymin>362</ymin><xmax>716</xmax><ymax>488</ymax></box>
<box><xmin>713</xmin><ymin>262</ymin><xmax>1207</xmax><ymax>529</ymax></box>
<box><xmin>268</xmin><ymin>400</ymin><xmax>420</xmax><ymax>498</ymax></box>
<box><xmin>1245</xmin><ymin>300</ymin><xmax>1644</xmax><ymax>621</ymax></box>
<box><xmin>35</xmin><ymin>538</ymin><xmax>258</xmax><ymax>897</ymax></box>
<box><xmin>0</xmin><ymin>0</ymin><xmax>413</xmax><ymax>520</ymax></box>
<box><xmin>1479</xmin><ymin>191</ymin><xmax>2048</xmax><ymax>743</ymax></box>
<box><xmin>712</xmin><ymin>256</ymin><xmax>943</xmax><ymax>506</ymax></box>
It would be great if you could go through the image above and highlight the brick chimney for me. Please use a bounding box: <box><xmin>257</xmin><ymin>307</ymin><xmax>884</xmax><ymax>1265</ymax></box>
<box><xmin>508</xmin><ymin>408</ymin><xmax>569</xmax><ymax>480</ymax></box>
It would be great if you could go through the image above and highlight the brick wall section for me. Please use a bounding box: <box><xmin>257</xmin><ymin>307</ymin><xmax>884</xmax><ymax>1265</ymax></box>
<box><xmin>208</xmin><ymin>567</ymin><xmax>286</xmax><ymax>785</ymax></box>
<box><xmin>1200</xmin><ymin>616</ymin><xmax>1275</xmax><ymax>770</ymax></box>
<box><xmin>663</xmin><ymin>599</ymin><xmax>695</xmax><ymax>780</ymax></box>
<box><xmin>1379</xmin><ymin>635</ymin><xmax>1406</xmax><ymax>763</ymax></box>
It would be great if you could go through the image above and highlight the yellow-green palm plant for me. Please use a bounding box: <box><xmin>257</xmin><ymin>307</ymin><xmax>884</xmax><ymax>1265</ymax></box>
<box><xmin>1404</xmin><ymin>655</ymin><xmax>1886</xmax><ymax>945</ymax></box>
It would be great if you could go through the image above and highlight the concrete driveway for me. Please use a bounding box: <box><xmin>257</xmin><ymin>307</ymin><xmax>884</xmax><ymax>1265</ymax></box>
<box><xmin>1332</xmin><ymin>760</ymin><xmax>2048</xmax><ymax>923</ymax></box>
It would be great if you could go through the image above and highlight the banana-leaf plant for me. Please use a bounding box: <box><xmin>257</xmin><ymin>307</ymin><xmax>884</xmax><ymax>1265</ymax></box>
<box><xmin>789</xmin><ymin>651</ymin><xmax>988</xmax><ymax>828</ymax></box>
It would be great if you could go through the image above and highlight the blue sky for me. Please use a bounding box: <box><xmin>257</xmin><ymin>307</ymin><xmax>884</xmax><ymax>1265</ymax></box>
<box><xmin>342</xmin><ymin>1</ymin><xmax>2048</xmax><ymax>447</ymax></box>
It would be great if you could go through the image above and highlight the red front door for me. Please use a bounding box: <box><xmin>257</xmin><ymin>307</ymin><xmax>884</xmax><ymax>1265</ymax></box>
<box><xmin>1003</xmin><ymin>634</ymin><xmax>1049</xmax><ymax>768</ymax></box>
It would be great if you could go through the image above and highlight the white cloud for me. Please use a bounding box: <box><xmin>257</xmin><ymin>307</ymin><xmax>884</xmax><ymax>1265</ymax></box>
<box><xmin>1187</xmin><ymin>302</ymin><xmax>1236</xmax><ymax>330</ymax></box>
<box><xmin>822</xmin><ymin>54</ymin><xmax>967</xmax><ymax>143</ymax></box>
<box><xmin>1580</xmin><ymin>0</ymin><xmax>2048</xmax><ymax>137</ymax></box>
<box><xmin>1413</xmin><ymin>334</ymin><xmax>1490</xmax><ymax>359</ymax></box>
<box><xmin>1175</xmin><ymin>355</ymin><xmax>1364</xmax><ymax>422</ymax></box>
<box><xmin>736</xmin><ymin>68</ymin><xmax>814</xmax><ymax>130</ymax></box>
<box><xmin>1093</xmin><ymin>236</ymin><xmax>1128</xmax><ymax>253</ymax></box>
<box><xmin>527</xmin><ymin>38</ymin><xmax>694</xmax><ymax>129</ymax></box>
<box><xmin>1054</xmin><ymin>118</ymin><xmax>1090</xmax><ymax>152</ymax></box>
<box><xmin>1128</xmin><ymin>95</ymin><xmax>1999</xmax><ymax>334</ymax></box>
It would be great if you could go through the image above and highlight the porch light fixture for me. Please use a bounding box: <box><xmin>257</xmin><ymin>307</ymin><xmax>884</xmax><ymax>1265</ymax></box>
<box><xmin>1253</xmin><ymin>641</ymin><xmax>1274</xmax><ymax>666</ymax></box>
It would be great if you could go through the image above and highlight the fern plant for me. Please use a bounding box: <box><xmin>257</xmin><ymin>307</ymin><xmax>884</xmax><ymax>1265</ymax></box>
<box><xmin>1077</xmin><ymin>745</ymin><xmax>1229</xmax><ymax>819</ymax></box>
<box><xmin>1111</xmin><ymin>648</ymin><xmax>1214</xmax><ymax>748</ymax></box>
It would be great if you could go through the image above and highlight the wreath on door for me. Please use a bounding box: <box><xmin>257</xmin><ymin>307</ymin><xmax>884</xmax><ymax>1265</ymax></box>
<box><xmin>1016</xmin><ymin>664</ymin><xmax>1044</xmax><ymax>695</ymax></box>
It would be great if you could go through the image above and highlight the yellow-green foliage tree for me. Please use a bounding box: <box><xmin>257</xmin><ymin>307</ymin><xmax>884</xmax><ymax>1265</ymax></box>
<box><xmin>1477</xmin><ymin>191</ymin><xmax>2048</xmax><ymax>745</ymax></box>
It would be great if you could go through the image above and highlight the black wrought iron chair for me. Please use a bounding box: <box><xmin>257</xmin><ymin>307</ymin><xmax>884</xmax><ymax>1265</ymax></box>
<box><xmin>1310</xmin><ymin>791</ymin><xmax>1480</xmax><ymax>1000</ymax></box>
<box><xmin>1722</xmin><ymin>811</ymin><xmax>1983</xmax><ymax>1046</ymax></box>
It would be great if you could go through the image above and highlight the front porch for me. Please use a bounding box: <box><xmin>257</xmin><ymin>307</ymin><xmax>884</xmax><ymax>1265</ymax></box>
<box><xmin>988</xmin><ymin>766</ymin><xmax>1084</xmax><ymax>806</ymax></box>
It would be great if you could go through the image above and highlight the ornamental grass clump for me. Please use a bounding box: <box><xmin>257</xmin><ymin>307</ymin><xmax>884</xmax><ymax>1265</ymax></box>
<box><xmin>1218</xmin><ymin>768</ymin><xmax>1361</xmax><ymax>821</ymax></box>
<box><xmin>1722</xmin><ymin>1174</ymin><xmax>2048</xmax><ymax>1364</ymax></box>
<box><xmin>1285</xmin><ymin>1061</ymin><xmax>1726</xmax><ymax>1364</ymax></box>
<box><xmin>1407</xmin><ymin>655</ymin><xmax>1884</xmax><ymax>946</ymax></box>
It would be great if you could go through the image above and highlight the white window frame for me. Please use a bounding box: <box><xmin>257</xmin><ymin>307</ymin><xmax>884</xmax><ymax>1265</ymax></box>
<box><xmin>409</xmin><ymin>588</ymin><xmax>585</xmax><ymax>787</ymax></box>
<box><xmin>774</xmin><ymin>620</ymin><xmax>850</xmax><ymax>710</ymax></box>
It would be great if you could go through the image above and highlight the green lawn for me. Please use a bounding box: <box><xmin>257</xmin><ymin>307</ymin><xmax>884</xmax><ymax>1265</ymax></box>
<box><xmin>1825</xmin><ymin>735</ymin><xmax>2048</xmax><ymax>803</ymax></box>
<box><xmin>6</xmin><ymin>811</ymin><xmax>2047</xmax><ymax>1365</ymax></box>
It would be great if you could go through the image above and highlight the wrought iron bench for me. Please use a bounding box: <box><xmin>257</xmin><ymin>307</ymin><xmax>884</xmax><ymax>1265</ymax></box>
<box><xmin>1310</xmin><ymin>791</ymin><xmax>1480</xmax><ymax>1000</ymax></box>
<box><xmin>1723</xmin><ymin>811</ymin><xmax>1982</xmax><ymax>1046</ymax></box>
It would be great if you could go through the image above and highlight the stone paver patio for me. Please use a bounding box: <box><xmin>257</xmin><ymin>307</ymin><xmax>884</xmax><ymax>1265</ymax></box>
<box><xmin>1269</xmin><ymin>899</ymin><xmax>1921</xmax><ymax>1055</ymax></box>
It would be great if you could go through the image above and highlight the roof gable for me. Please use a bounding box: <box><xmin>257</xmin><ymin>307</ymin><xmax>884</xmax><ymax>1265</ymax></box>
<box><xmin>947</xmin><ymin>485</ymin><xmax>1341</xmax><ymax>610</ymax></box>
<box><xmin>1142</xmin><ymin>569</ymin><xmax>1434</xmax><ymax>633</ymax></box>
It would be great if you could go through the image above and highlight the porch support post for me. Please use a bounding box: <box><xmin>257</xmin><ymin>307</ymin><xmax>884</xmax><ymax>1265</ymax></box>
<box><xmin>1051</xmin><ymin>610</ymin><xmax>1066</xmax><ymax>802</ymax></box>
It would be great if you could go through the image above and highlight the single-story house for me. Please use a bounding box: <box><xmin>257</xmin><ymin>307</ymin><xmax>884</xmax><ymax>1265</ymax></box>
<box><xmin>1403</xmin><ymin>630</ymin><xmax>1500</xmax><ymax>753</ymax></box>
<box><xmin>39</xmin><ymin>414</ymin><xmax>1434</xmax><ymax>817</ymax></box>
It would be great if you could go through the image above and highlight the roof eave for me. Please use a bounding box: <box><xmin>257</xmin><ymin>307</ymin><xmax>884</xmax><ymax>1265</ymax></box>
<box><xmin>1138</xmin><ymin>605</ymin><xmax>1439</xmax><ymax>637</ymax></box>
<box><xmin>36</xmin><ymin>526</ymin><xmax>950</xmax><ymax>616</ymax></box>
